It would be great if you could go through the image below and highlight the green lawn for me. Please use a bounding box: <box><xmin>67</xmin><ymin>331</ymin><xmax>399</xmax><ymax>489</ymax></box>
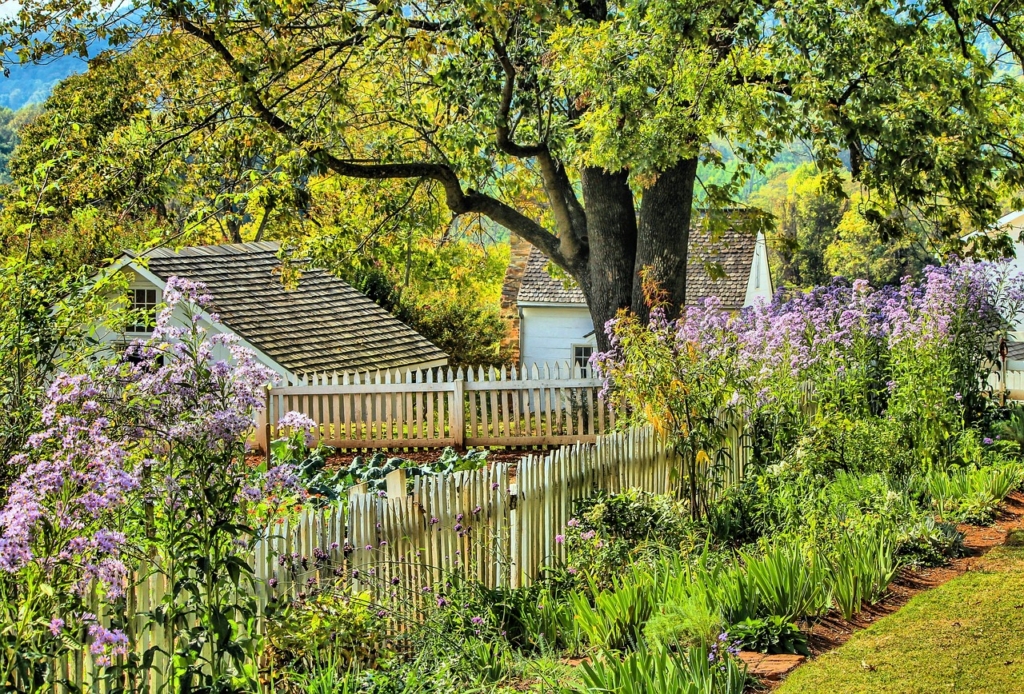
<box><xmin>778</xmin><ymin>534</ymin><xmax>1024</xmax><ymax>694</ymax></box>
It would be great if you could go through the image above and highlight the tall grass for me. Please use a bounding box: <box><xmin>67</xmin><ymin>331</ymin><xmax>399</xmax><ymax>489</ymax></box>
<box><xmin>828</xmin><ymin>525</ymin><xmax>901</xmax><ymax>620</ymax></box>
<box><xmin>915</xmin><ymin>463</ymin><xmax>1023</xmax><ymax>523</ymax></box>
<box><xmin>573</xmin><ymin>642</ymin><xmax>747</xmax><ymax>694</ymax></box>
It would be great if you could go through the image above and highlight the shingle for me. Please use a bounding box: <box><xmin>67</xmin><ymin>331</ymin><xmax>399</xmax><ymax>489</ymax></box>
<box><xmin>685</xmin><ymin>226</ymin><xmax>758</xmax><ymax>310</ymax></box>
<box><xmin>137</xmin><ymin>242</ymin><xmax>448</xmax><ymax>375</ymax></box>
<box><xmin>517</xmin><ymin>248</ymin><xmax>587</xmax><ymax>304</ymax></box>
<box><xmin>1006</xmin><ymin>341</ymin><xmax>1024</xmax><ymax>362</ymax></box>
<box><xmin>517</xmin><ymin>223</ymin><xmax>759</xmax><ymax>311</ymax></box>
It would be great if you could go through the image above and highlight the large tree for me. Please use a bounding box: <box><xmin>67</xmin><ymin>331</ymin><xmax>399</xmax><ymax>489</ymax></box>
<box><xmin>4</xmin><ymin>0</ymin><xmax>1024</xmax><ymax>347</ymax></box>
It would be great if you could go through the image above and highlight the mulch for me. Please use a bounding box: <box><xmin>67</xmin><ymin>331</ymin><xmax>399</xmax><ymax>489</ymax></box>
<box><xmin>753</xmin><ymin>490</ymin><xmax>1024</xmax><ymax>689</ymax></box>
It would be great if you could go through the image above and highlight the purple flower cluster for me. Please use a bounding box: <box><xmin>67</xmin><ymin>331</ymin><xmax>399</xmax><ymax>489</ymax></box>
<box><xmin>594</xmin><ymin>260</ymin><xmax>1024</xmax><ymax>422</ymax></box>
<box><xmin>87</xmin><ymin>624</ymin><xmax>129</xmax><ymax>666</ymax></box>
<box><xmin>0</xmin><ymin>371</ymin><xmax>136</xmax><ymax>603</ymax></box>
<box><xmin>0</xmin><ymin>276</ymin><xmax>298</xmax><ymax>662</ymax></box>
<box><xmin>277</xmin><ymin>411</ymin><xmax>317</xmax><ymax>446</ymax></box>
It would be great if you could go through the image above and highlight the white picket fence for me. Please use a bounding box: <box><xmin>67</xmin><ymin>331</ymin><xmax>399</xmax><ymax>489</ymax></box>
<box><xmin>37</xmin><ymin>424</ymin><xmax>753</xmax><ymax>692</ymax></box>
<box><xmin>257</xmin><ymin>363</ymin><xmax>614</xmax><ymax>451</ymax></box>
<box><xmin>996</xmin><ymin>367</ymin><xmax>1024</xmax><ymax>400</ymax></box>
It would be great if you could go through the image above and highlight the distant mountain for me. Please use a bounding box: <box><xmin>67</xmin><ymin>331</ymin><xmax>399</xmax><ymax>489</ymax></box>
<box><xmin>0</xmin><ymin>55</ymin><xmax>85</xmax><ymax>110</ymax></box>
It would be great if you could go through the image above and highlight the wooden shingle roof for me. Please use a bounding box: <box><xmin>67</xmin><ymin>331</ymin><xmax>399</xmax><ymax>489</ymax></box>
<box><xmin>137</xmin><ymin>242</ymin><xmax>448</xmax><ymax>375</ymax></box>
<box><xmin>518</xmin><ymin>247</ymin><xmax>587</xmax><ymax>304</ymax></box>
<box><xmin>517</xmin><ymin>225</ymin><xmax>758</xmax><ymax>311</ymax></box>
<box><xmin>685</xmin><ymin>227</ymin><xmax>758</xmax><ymax>310</ymax></box>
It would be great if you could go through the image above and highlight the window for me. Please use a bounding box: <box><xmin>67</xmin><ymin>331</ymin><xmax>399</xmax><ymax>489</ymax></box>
<box><xmin>573</xmin><ymin>345</ymin><xmax>594</xmax><ymax>376</ymax></box>
<box><xmin>127</xmin><ymin>288</ymin><xmax>159</xmax><ymax>333</ymax></box>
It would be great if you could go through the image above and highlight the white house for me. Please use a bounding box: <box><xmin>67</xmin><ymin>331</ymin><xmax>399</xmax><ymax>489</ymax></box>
<box><xmin>500</xmin><ymin>225</ymin><xmax>773</xmax><ymax>373</ymax></box>
<box><xmin>99</xmin><ymin>242</ymin><xmax>448</xmax><ymax>380</ymax></box>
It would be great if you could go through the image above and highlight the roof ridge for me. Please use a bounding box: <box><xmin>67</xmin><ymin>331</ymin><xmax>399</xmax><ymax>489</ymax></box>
<box><xmin>143</xmin><ymin>241</ymin><xmax>281</xmax><ymax>258</ymax></box>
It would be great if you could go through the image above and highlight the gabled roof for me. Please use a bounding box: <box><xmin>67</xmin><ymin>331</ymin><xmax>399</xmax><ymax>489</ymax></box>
<box><xmin>517</xmin><ymin>225</ymin><xmax>760</xmax><ymax>311</ymax></box>
<box><xmin>127</xmin><ymin>242</ymin><xmax>448</xmax><ymax>375</ymax></box>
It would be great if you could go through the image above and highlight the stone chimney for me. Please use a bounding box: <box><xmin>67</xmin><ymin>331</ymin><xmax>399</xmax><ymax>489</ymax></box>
<box><xmin>499</xmin><ymin>234</ymin><xmax>532</xmax><ymax>365</ymax></box>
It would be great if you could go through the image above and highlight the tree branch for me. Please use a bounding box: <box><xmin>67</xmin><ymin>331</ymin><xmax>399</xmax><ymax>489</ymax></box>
<box><xmin>166</xmin><ymin>5</ymin><xmax>573</xmax><ymax>268</ymax></box>
<box><xmin>489</xmin><ymin>32</ymin><xmax>587</xmax><ymax>255</ymax></box>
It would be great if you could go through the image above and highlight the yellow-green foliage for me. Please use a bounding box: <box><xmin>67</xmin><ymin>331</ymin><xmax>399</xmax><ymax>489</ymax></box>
<box><xmin>267</xmin><ymin>590</ymin><xmax>385</xmax><ymax>673</ymax></box>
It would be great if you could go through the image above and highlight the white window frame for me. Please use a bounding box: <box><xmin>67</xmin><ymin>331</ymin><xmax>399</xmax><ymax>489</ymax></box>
<box><xmin>572</xmin><ymin>344</ymin><xmax>594</xmax><ymax>377</ymax></box>
<box><xmin>126</xmin><ymin>285</ymin><xmax>160</xmax><ymax>335</ymax></box>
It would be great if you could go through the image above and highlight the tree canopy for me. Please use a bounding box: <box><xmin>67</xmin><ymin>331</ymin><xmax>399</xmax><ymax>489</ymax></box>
<box><xmin>3</xmin><ymin>0</ymin><xmax>1024</xmax><ymax>344</ymax></box>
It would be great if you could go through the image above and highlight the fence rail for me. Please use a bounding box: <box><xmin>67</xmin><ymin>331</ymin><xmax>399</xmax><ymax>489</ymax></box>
<box><xmin>258</xmin><ymin>363</ymin><xmax>615</xmax><ymax>451</ymax></box>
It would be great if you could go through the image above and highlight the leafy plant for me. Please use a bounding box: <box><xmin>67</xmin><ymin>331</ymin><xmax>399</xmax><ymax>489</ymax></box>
<box><xmin>280</xmin><ymin>651</ymin><xmax>358</xmax><ymax>694</ymax></box>
<box><xmin>914</xmin><ymin>463</ymin><xmax>1024</xmax><ymax>524</ymax></box>
<box><xmin>266</xmin><ymin>589</ymin><xmax>386</xmax><ymax>674</ymax></box>
<box><xmin>570</xmin><ymin>575</ymin><xmax>656</xmax><ymax>652</ymax></box>
<box><xmin>829</xmin><ymin>526</ymin><xmax>901</xmax><ymax>620</ymax></box>
<box><xmin>344</xmin><ymin>447</ymin><xmax>489</xmax><ymax>494</ymax></box>
<box><xmin>741</xmin><ymin>540</ymin><xmax>829</xmax><ymax>621</ymax></box>
<box><xmin>726</xmin><ymin>616</ymin><xmax>810</xmax><ymax>656</ymax></box>
<box><xmin>994</xmin><ymin>408</ymin><xmax>1024</xmax><ymax>451</ymax></box>
<box><xmin>897</xmin><ymin>517</ymin><xmax>965</xmax><ymax>567</ymax></box>
<box><xmin>572</xmin><ymin>642</ymin><xmax>747</xmax><ymax>694</ymax></box>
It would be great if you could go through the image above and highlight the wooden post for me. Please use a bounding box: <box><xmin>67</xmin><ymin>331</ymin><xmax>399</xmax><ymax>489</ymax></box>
<box><xmin>452</xmin><ymin>377</ymin><xmax>465</xmax><ymax>449</ymax></box>
<box><xmin>263</xmin><ymin>385</ymin><xmax>272</xmax><ymax>465</ymax></box>
<box><xmin>385</xmin><ymin>468</ymin><xmax>407</xmax><ymax>499</ymax></box>
<box><xmin>508</xmin><ymin>481</ymin><xmax>519</xmax><ymax>589</ymax></box>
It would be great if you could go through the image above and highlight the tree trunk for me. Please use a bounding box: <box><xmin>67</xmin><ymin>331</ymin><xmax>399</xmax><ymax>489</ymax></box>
<box><xmin>579</xmin><ymin>167</ymin><xmax>638</xmax><ymax>352</ymax></box>
<box><xmin>632</xmin><ymin>158</ymin><xmax>698</xmax><ymax>321</ymax></box>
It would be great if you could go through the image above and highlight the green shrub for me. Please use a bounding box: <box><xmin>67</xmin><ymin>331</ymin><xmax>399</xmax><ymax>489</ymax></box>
<box><xmin>726</xmin><ymin>616</ymin><xmax>810</xmax><ymax>656</ymax></box>
<box><xmin>896</xmin><ymin>517</ymin><xmax>965</xmax><ymax>567</ymax></box>
<box><xmin>572</xmin><ymin>642</ymin><xmax>747</xmax><ymax>694</ymax></box>
<box><xmin>266</xmin><ymin>590</ymin><xmax>386</xmax><ymax>673</ymax></box>
<box><xmin>422</xmin><ymin>574</ymin><xmax>578</xmax><ymax>654</ymax></box>
<box><xmin>558</xmin><ymin>489</ymin><xmax>698</xmax><ymax>591</ymax></box>
<box><xmin>573</xmin><ymin>488</ymin><xmax>696</xmax><ymax>547</ymax></box>
<box><xmin>796</xmin><ymin>413</ymin><xmax>915</xmax><ymax>478</ymax></box>
<box><xmin>993</xmin><ymin>408</ymin><xmax>1024</xmax><ymax>452</ymax></box>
